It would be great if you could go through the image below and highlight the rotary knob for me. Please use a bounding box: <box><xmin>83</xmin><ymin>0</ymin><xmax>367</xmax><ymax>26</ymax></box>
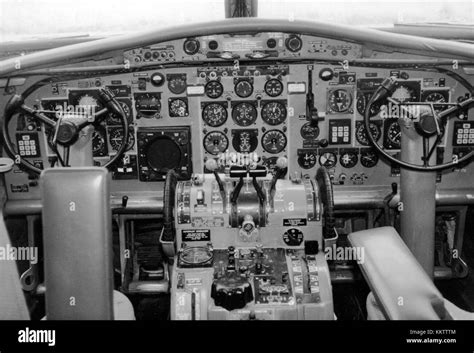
<box><xmin>285</xmin><ymin>35</ymin><xmax>302</xmax><ymax>52</ymax></box>
<box><xmin>211</xmin><ymin>273</ymin><xmax>253</xmax><ymax>311</ymax></box>
<box><xmin>183</xmin><ymin>38</ymin><xmax>200</xmax><ymax>55</ymax></box>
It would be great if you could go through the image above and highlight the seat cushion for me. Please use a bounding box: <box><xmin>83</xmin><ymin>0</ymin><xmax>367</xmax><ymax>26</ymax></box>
<box><xmin>113</xmin><ymin>290</ymin><xmax>135</xmax><ymax>320</ymax></box>
<box><xmin>348</xmin><ymin>227</ymin><xmax>446</xmax><ymax>320</ymax></box>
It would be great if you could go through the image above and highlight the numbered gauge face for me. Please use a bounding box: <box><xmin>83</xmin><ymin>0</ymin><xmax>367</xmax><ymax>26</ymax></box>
<box><xmin>328</xmin><ymin>89</ymin><xmax>352</xmax><ymax>113</ymax></box>
<box><xmin>205</xmin><ymin>81</ymin><xmax>224</xmax><ymax>99</ymax></box>
<box><xmin>135</xmin><ymin>93</ymin><xmax>161</xmax><ymax>119</ymax></box>
<box><xmin>360</xmin><ymin>150</ymin><xmax>379</xmax><ymax>168</ymax></box>
<box><xmin>92</xmin><ymin>128</ymin><xmax>107</xmax><ymax>157</ymax></box>
<box><xmin>107</xmin><ymin>100</ymin><xmax>132</xmax><ymax>125</ymax></box>
<box><xmin>300</xmin><ymin>122</ymin><xmax>320</xmax><ymax>139</ymax></box>
<box><xmin>202</xmin><ymin>103</ymin><xmax>228</xmax><ymax>127</ymax></box>
<box><xmin>232</xmin><ymin>130</ymin><xmax>258</xmax><ymax>153</ymax></box>
<box><xmin>109</xmin><ymin>127</ymin><xmax>135</xmax><ymax>152</ymax></box>
<box><xmin>391</xmin><ymin>85</ymin><xmax>417</xmax><ymax>102</ymax></box>
<box><xmin>234</xmin><ymin>80</ymin><xmax>253</xmax><ymax>98</ymax></box>
<box><xmin>264</xmin><ymin>79</ymin><xmax>283</xmax><ymax>97</ymax></box>
<box><xmin>339</xmin><ymin>151</ymin><xmax>358</xmax><ymax>168</ymax></box>
<box><xmin>387</xmin><ymin>121</ymin><xmax>401</xmax><ymax>148</ymax></box>
<box><xmin>423</xmin><ymin>91</ymin><xmax>448</xmax><ymax>113</ymax></box>
<box><xmin>232</xmin><ymin>102</ymin><xmax>257</xmax><ymax>126</ymax></box>
<box><xmin>356</xmin><ymin>122</ymin><xmax>381</xmax><ymax>146</ymax></box>
<box><xmin>298</xmin><ymin>151</ymin><xmax>317</xmax><ymax>169</ymax></box>
<box><xmin>168</xmin><ymin>74</ymin><xmax>187</xmax><ymax>95</ymax></box>
<box><xmin>203</xmin><ymin>131</ymin><xmax>229</xmax><ymax>155</ymax></box>
<box><xmin>356</xmin><ymin>93</ymin><xmax>383</xmax><ymax>117</ymax></box>
<box><xmin>168</xmin><ymin>98</ymin><xmax>189</xmax><ymax>117</ymax></box>
<box><xmin>319</xmin><ymin>151</ymin><xmax>337</xmax><ymax>168</ymax></box>
<box><xmin>261</xmin><ymin>130</ymin><xmax>287</xmax><ymax>154</ymax></box>
<box><xmin>261</xmin><ymin>101</ymin><xmax>287</xmax><ymax>125</ymax></box>
<box><xmin>424</xmin><ymin>92</ymin><xmax>447</xmax><ymax>103</ymax></box>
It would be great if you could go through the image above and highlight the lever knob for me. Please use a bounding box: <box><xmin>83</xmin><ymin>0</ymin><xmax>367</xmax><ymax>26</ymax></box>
<box><xmin>205</xmin><ymin>158</ymin><xmax>218</xmax><ymax>172</ymax></box>
<box><xmin>276</xmin><ymin>156</ymin><xmax>288</xmax><ymax>169</ymax></box>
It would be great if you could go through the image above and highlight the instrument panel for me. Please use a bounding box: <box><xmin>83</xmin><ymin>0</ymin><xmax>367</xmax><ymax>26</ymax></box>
<box><xmin>4</xmin><ymin>32</ymin><xmax>474</xmax><ymax>200</ymax></box>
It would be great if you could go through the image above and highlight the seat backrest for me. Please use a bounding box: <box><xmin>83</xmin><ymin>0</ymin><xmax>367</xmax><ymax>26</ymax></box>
<box><xmin>348</xmin><ymin>226</ymin><xmax>448</xmax><ymax>320</ymax></box>
<box><xmin>0</xmin><ymin>209</ymin><xmax>30</xmax><ymax>320</ymax></box>
<box><xmin>41</xmin><ymin>167</ymin><xmax>114</xmax><ymax>319</ymax></box>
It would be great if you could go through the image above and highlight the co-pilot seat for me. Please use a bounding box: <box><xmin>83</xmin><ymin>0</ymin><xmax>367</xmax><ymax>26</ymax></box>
<box><xmin>41</xmin><ymin>167</ymin><xmax>134</xmax><ymax>320</ymax></box>
<box><xmin>348</xmin><ymin>227</ymin><xmax>474</xmax><ymax>320</ymax></box>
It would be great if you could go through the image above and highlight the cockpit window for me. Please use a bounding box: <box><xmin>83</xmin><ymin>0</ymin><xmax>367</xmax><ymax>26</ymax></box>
<box><xmin>0</xmin><ymin>0</ymin><xmax>472</xmax><ymax>41</ymax></box>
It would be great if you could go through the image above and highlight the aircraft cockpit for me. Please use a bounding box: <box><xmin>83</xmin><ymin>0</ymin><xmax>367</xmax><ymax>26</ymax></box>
<box><xmin>0</xmin><ymin>0</ymin><xmax>473</xmax><ymax>351</ymax></box>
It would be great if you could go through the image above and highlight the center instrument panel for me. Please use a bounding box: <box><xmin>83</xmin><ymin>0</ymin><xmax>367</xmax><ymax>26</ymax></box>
<box><xmin>5</xmin><ymin>32</ymin><xmax>473</xmax><ymax>200</ymax></box>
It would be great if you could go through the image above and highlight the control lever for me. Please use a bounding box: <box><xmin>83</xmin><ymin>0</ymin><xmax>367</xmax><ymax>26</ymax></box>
<box><xmin>205</xmin><ymin>159</ymin><xmax>226</xmax><ymax>209</ymax></box>
<box><xmin>121</xmin><ymin>195</ymin><xmax>129</xmax><ymax>208</ymax></box>
<box><xmin>269</xmin><ymin>156</ymin><xmax>288</xmax><ymax>200</ymax></box>
<box><xmin>306</xmin><ymin>67</ymin><xmax>324</xmax><ymax>127</ymax></box>
<box><xmin>229</xmin><ymin>165</ymin><xmax>266</xmax><ymax>205</ymax></box>
<box><xmin>230</xmin><ymin>166</ymin><xmax>246</xmax><ymax>205</ymax></box>
<box><xmin>383</xmin><ymin>183</ymin><xmax>398</xmax><ymax>226</ymax></box>
<box><xmin>229</xmin><ymin>165</ymin><xmax>267</xmax><ymax>227</ymax></box>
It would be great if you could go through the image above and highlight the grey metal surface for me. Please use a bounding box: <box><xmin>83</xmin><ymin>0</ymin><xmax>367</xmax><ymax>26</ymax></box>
<box><xmin>41</xmin><ymin>167</ymin><xmax>114</xmax><ymax>319</ymax></box>
<box><xmin>1</xmin><ymin>18</ymin><xmax>473</xmax><ymax>76</ymax></box>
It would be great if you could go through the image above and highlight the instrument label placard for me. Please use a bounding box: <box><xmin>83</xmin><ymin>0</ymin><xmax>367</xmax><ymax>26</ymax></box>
<box><xmin>283</xmin><ymin>218</ymin><xmax>307</xmax><ymax>226</ymax></box>
<box><xmin>181</xmin><ymin>229</ymin><xmax>211</xmax><ymax>242</ymax></box>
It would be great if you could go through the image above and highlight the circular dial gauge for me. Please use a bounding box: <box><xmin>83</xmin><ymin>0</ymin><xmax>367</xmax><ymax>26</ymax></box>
<box><xmin>261</xmin><ymin>101</ymin><xmax>287</xmax><ymax>125</ymax></box>
<box><xmin>339</xmin><ymin>151</ymin><xmax>358</xmax><ymax>168</ymax></box>
<box><xmin>169</xmin><ymin>98</ymin><xmax>188</xmax><ymax>117</ymax></box>
<box><xmin>168</xmin><ymin>76</ymin><xmax>187</xmax><ymax>94</ymax></box>
<box><xmin>234</xmin><ymin>80</ymin><xmax>253</xmax><ymax>98</ymax></box>
<box><xmin>356</xmin><ymin>93</ymin><xmax>383</xmax><ymax>117</ymax></box>
<box><xmin>387</xmin><ymin>121</ymin><xmax>401</xmax><ymax>148</ymax></box>
<box><xmin>202</xmin><ymin>103</ymin><xmax>228</xmax><ymax>127</ymax></box>
<box><xmin>328</xmin><ymin>89</ymin><xmax>352</xmax><ymax>112</ymax></box>
<box><xmin>423</xmin><ymin>92</ymin><xmax>448</xmax><ymax>113</ymax></box>
<box><xmin>261</xmin><ymin>130</ymin><xmax>287</xmax><ymax>154</ymax></box>
<box><xmin>205</xmin><ymin>81</ymin><xmax>224</xmax><ymax>99</ymax></box>
<box><xmin>109</xmin><ymin>128</ymin><xmax>135</xmax><ymax>152</ymax></box>
<box><xmin>300</xmin><ymin>122</ymin><xmax>320</xmax><ymax>139</ymax></box>
<box><xmin>391</xmin><ymin>85</ymin><xmax>416</xmax><ymax>102</ymax></box>
<box><xmin>203</xmin><ymin>131</ymin><xmax>229</xmax><ymax>155</ymax></box>
<box><xmin>424</xmin><ymin>92</ymin><xmax>446</xmax><ymax>103</ymax></box>
<box><xmin>135</xmin><ymin>93</ymin><xmax>161</xmax><ymax>119</ymax></box>
<box><xmin>232</xmin><ymin>102</ymin><xmax>257</xmax><ymax>126</ymax></box>
<box><xmin>107</xmin><ymin>100</ymin><xmax>131</xmax><ymax>125</ymax></box>
<box><xmin>360</xmin><ymin>150</ymin><xmax>379</xmax><ymax>168</ymax></box>
<box><xmin>77</xmin><ymin>94</ymin><xmax>100</xmax><ymax>110</ymax></box>
<box><xmin>356</xmin><ymin>122</ymin><xmax>381</xmax><ymax>146</ymax></box>
<box><xmin>319</xmin><ymin>151</ymin><xmax>337</xmax><ymax>168</ymax></box>
<box><xmin>92</xmin><ymin>129</ymin><xmax>107</xmax><ymax>156</ymax></box>
<box><xmin>180</xmin><ymin>246</ymin><xmax>213</xmax><ymax>266</ymax></box>
<box><xmin>264</xmin><ymin>79</ymin><xmax>283</xmax><ymax>97</ymax></box>
<box><xmin>298</xmin><ymin>151</ymin><xmax>317</xmax><ymax>169</ymax></box>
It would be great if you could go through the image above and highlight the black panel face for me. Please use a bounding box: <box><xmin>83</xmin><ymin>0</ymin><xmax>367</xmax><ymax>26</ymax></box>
<box><xmin>137</xmin><ymin>127</ymin><xmax>192</xmax><ymax>181</ymax></box>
